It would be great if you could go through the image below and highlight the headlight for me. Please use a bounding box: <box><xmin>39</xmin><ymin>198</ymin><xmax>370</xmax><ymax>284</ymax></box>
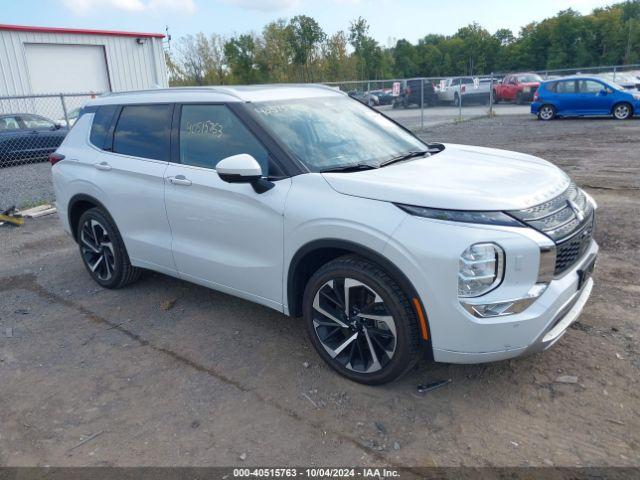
<box><xmin>633</xmin><ymin>93</ymin><xmax>640</xmax><ymax>101</ymax></box>
<box><xmin>458</xmin><ymin>243</ymin><xmax>504</xmax><ymax>297</ymax></box>
<box><xmin>396</xmin><ymin>204</ymin><xmax>523</xmax><ymax>227</ymax></box>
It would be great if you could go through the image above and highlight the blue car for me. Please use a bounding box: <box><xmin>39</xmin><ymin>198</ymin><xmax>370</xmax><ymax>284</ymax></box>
<box><xmin>531</xmin><ymin>76</ymin><xmax>640</xmax><ymax>121</ymax></box>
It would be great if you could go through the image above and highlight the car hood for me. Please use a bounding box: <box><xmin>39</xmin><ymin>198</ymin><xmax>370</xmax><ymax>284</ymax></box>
<box><xmin>321</xmin><ymin>143</ymin><xmax>571</xmax><ymax>211</ymax></box>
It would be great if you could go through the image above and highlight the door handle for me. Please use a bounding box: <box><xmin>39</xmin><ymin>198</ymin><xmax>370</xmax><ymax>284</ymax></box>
<box><xmin>168</xmin><ymin>175</ymin><xmax>192</xmax><ymax>186</ymax></box>
<box><xmin>94</xmin><ymin>161</ymin><xmax>112</xmax><ymax>171</ymax></box>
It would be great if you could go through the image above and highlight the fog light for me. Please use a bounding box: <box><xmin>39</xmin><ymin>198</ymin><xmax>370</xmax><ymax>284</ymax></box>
<box><xmin>462</xmin><ymin>283</ymin><xmax>548</xmax><ymax>318</ymax></box>
<box><xmin>458</xmin><ymin>243</ymin><xmax>504</xmax><ymax>298</ymax></box>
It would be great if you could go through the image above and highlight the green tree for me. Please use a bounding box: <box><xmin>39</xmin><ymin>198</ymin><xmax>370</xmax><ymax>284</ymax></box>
<box><xmin>257</xmin><ymin>19</ymin><xmax>293</xmax><ymax>82</ymax></box>
<box><xmin>167</xmin><ymin>0</ymin><xmax>640</xmax><ymax>85</ymax></box>
<box><xmin>321</xmin><ymin>31</ymin><xmax>353</xmax><ymax>81</ymax></box>
<box><xmin>224</xmin><ymin>34</ymin><xmax>262</xmax><ymax>84</ymax></box>
<box><xmin>287</xmin><ymin>15</ymin><xmax>326</xmax><ymax>81</ymax></box>
<box><xmin>393</xmin><ymin>39</ymin><xmax>418</xmax><ymax>78</ymax></box>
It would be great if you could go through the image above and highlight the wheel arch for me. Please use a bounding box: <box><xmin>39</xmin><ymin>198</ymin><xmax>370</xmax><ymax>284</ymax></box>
<box><xmin>67</xmin><ymin>193</ymin><xmax>111</xmax><ymax>241</ymax></box>
<box><xmin>287</xmin><ymin>239</ymin><xmax>430</xmax><ymax>344</ymax></box>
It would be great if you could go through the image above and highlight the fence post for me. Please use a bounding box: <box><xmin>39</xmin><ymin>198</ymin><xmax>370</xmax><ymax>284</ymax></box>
<box><xmin>60</xmin><ymin>93</ymin><xmax>70</xmax><ymax>129</ymax></box>
<box><xmin>489</xmin><ymin>72</ymin><xmax>494</xmax><ymax>117</ymax></box>
<box><xmin>420</xmin><ymin>78</ymin><xmax>424</xmax><ymax>130</ymax></box>
<box><xmin>613</xmin><ymin>66</ymin><xmax>617</xmax><ymax>83</ymax></box>
<box><xmin>458</xmin><ymin>76</ymin><xmax>463</xmax><ymax>121</ymax></box>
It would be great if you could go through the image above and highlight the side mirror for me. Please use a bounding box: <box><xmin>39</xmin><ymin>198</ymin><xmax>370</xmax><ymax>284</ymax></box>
<box><xmin>216</xmin><ymin>153</ymin><xmax>274</xmax><ymax>194</ymax></box>
<box><xmin>599</xmin><ymin>89</ymin><xmax>608</xmax><ymax>96</ymax></box>
<box><xmin>54</xmin><ymin>123</ymin><xmax>62</xmax><ymax>130</ymax></box>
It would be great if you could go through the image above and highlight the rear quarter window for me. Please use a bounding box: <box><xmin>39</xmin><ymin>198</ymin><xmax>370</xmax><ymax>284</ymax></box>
<box><xmin>90</xmin><ymin>105</ymin><xmax>118</xmax><ymax>149</ymax></box>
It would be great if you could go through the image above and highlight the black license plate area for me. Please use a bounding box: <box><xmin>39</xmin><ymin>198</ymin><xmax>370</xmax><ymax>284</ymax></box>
<box><xmin>577</xmin><ymin>255</ymin><xmax>596</xmax><ymax>291</ymax></box>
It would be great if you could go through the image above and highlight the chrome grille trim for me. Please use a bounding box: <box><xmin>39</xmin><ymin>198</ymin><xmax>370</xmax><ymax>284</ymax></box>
<box><xmin>508</xmin><ymin>183</ymin><xmax>592</xmax><ymax>242</ymax></box>
<box><xmin>508</xmin><ymin>182</ymin><xmax>595</xmax><ymax>276</ymax></box>
<box><xmin>513</xmin><ymin>183</ymin><xmax>579</xmax><ymax>222</ymax></box>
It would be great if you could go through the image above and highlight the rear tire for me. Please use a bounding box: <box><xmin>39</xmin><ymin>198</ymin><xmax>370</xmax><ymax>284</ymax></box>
<box><xmin>302</xmin><ymin>254</ymin><xmax>422</xmax><ymax>385</ymax></box>
<box><xmin>77</xmin><ymin>207</ymin><xmax>141</xmax><ymax>289</ymax></box>
<box><xmin>537</xmin><ymin>104</ymin><xmax>556</xmax><ymax>121</ymax></box>
<box><xmin>612</xmin><ymin>102</ymin><xmax>632</xmax><ymax>120</ymax></box>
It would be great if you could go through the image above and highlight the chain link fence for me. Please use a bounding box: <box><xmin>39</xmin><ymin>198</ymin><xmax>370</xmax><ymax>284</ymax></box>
<box><xmin>1</xmin><ymin>61</ymin><xmax>640</xmax><ymax>209</ymax></box>
<box><xmin>0</xmin><ymin>93</ymin><xmax>99</xmax><ymax>168</ymax></box>
<box><xmin>325</xmin><ymin>63</ymin><xmax>640</xmax><ymax>130</ymax></box>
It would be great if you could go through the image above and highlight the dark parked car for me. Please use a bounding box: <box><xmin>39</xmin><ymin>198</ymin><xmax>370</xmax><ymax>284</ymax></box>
<box><xmin>0</xmin><ymin>114</ymin><xmax>68</xmax><ymax>166</ymax></box>
<box><xmin>347</xmin><ymin>90</ymin><xmax>379</xmax><ymax>106</ymax></box>
<box><xmin>370</xmin><ymin>89</ymin><xmax>394</xmax><ymax>105</ymax></box>
<box><xmin>392</xmin><ymin>79</ymin><xmax>437</xmax><ymax>108</ymax></box>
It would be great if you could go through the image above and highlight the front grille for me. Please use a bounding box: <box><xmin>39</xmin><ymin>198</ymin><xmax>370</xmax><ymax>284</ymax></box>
<box><xmin>554</xmin><ymin>215</ymin><xmax>594</xmax><ymax>275</ymax></box>
<box><xmin>509</xmin><ymin>183</ymin><xmax>595</xmax><ymax>276</ymax></box>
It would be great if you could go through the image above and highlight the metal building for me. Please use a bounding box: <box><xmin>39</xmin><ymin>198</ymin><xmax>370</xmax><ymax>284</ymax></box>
<box><xmin>0</xmin><ymin>24</ymin><xmax>168</xmax><ymax>96</ymax></box>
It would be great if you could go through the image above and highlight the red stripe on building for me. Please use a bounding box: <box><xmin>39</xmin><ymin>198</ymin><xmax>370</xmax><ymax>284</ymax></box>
<box><xmin>0</xmin><ymin>24</ymin><xmax>165</xmax><ymax>39</ymax></box>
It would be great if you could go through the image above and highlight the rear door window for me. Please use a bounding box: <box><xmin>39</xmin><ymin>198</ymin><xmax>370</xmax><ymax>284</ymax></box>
<box><xmin>556</xmin><ymin>81</ymin><xmax>577</xmax><ymax>94</ymax></box>
<box><xmin>113</xmin><ymin>104</ymin><xmax>172</xmax><ymax>161</ymax></box>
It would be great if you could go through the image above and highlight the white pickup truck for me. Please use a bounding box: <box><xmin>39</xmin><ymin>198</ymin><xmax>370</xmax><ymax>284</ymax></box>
<box><xmin>437</xmin><ymin>77</ymin><xmax>492</xmax><ymax>105</ymax></box>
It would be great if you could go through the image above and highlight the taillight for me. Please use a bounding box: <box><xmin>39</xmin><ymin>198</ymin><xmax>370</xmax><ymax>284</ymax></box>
<box><xmin>49</xmin><ymin>152</ymin><xmax>65</xmax><ymax>166</ymax></box>
<box><xmin>533</xmin><ymin>90</ymin><xmax>539</xmax><ymax>101</ymax></box>
<box><xmin>461</xmin><ymin>85</ymin><xmax>466</xmax><ymax>93</ymax></box>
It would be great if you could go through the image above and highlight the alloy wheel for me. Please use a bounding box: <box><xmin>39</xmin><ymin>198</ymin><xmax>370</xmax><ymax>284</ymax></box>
<box><xmin>540</xmin><ymin>106</ymin><xmax>555</xmax><ymax>120</ymax></box>
<box><xmin>80</xmin><ymin>218</ymin><xmax>116</xmax><ymax>281</ymax></box>
<box><xmin>311</xmin><ymin>277</ymin><xmax>397</xmax><ymax>373</ymax></box>
<box><xmin>614</xmin><ymin>104</ymin><xmax>630</xmax><ymax>120</ymax></box>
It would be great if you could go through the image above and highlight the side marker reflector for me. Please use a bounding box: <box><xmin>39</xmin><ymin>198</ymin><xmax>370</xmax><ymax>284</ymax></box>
<box><xmin>412</xmin><ymin>298</ymin><xmax>429</xmax><ymax>341</ymax></box>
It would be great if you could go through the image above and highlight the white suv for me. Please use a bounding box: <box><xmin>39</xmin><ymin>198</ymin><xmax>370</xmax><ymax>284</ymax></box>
<box><xmin>51</xmin><ymin>85</ymin><xmax>598</xmax><ymax>384</ymax></box>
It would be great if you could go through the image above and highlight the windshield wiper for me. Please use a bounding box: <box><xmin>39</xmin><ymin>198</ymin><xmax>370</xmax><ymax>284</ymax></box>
<box><xmin>319</xmin><ymin>163</ymin><xmax>378</xmax><ymax>173</ymax></box>
<box><xmin>379</xmin><ymin>150</ymin><xmax>429</xmax><ymax>167</ymax></box>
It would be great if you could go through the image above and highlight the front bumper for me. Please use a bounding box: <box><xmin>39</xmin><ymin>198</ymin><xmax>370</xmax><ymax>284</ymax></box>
<box><xmin>383</xmin><ymin>215</ymin><xmax>598</xmax><ymax>364</ymax></box>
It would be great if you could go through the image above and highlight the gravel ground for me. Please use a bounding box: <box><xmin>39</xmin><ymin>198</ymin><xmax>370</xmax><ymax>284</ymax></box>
<box><xmin>0</xmin><ymin>115</ymin><xmax>638</xmax><ymax>470</ymax></box>
<box><xmin>0</xmin><ymin>161</ymin><xmax>53</xmax><ymax>210</ymax></box>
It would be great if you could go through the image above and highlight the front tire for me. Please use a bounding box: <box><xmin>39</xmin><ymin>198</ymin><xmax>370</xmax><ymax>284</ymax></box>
<box><xmin>613</xmin><ymin>102</ymin><xmax>633</xmax><ymax>120</ymax></box>
<box><xmin>302</xmin><ymin>255</ymin><xmax>422</xmax><ymax>385</ymax></box>
<box><xmin>77</xmin><ymin>208</ymin><xmax>141</xmax><ymax>289</ymax></box>
<box><xmin>537</xmin><ymin>104</ymin><xmax>556</xmax><ymax>121</ymax></box>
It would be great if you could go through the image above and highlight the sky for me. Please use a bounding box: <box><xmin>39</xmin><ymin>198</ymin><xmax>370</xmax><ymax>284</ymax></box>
<box><xmin>2</xmin><ymin>0</ymin><xmax>619</xmax><ymax>46</ymax></box>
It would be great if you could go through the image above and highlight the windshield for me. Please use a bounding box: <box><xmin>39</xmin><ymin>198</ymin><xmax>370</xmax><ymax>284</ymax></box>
<box><xmin>596</xmin><ymin>75</ymin><xmax>629</xmax><ymax>91</ymax></box>
<box><xmin>518</xmin><ymin>74</ymin><xmax>543</xmax><ymax>83</ymax></box>
<box><xmin>245</xmin><ymin>96</ymin><xmax>427</xmax><ymax>172</ymax></box>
